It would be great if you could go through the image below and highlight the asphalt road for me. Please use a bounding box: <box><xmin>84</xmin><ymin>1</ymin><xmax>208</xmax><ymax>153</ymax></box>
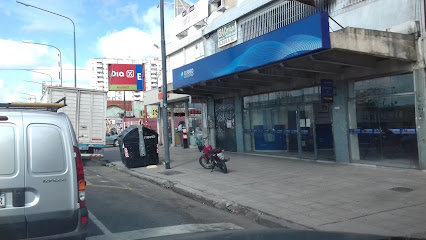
<box><xmin>83</xmin><ymin>147</ymin><xmax>269</xmax><ymax>240</ymax></box>
<box><xmin>103</xmin><ymin>146</ymin><xmax>122</xmax><ymax>163</ymax></box>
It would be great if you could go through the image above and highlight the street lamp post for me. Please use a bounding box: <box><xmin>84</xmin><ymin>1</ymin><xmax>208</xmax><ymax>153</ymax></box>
<box><xmin>17</xmin><ymin>1</ymin><xmax>77</xmax><ymax>88</ymax></box>
<box><xmin>22</xmin><ymin>41</ymin><xmax>62</xmax><ymax>86</ymax></box>
<box><xmin>160</xmin><ymin>0</ymin><xmax>171</xmax><ymax>169</ymax></box>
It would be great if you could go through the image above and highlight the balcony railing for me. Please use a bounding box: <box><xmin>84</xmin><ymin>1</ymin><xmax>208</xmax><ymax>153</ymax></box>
<box><xmin>237</xmin><ymin>0</ymin><xmax>366</xmax><ymax>43</ymax></box>
<box><xmin>238</xmin><ymin>0</ymin><xmax>331</xmax><ymax>42</ymax></box>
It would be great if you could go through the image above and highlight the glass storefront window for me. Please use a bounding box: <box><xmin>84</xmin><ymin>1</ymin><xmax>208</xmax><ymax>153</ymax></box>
<box><xmin>169</xmin><ymin>102</ymin><xmax>204</xmax><ymax>147</ymax></box>
<box><xmin>355</xmin><ymin>74</ymin><xmax>414</xmax><ymax>97</ymax></box>
<box><xmin>243</xmin><ymin>86</ymin><xmax>332</xmax><ymax>160</ymax></box>
<box><xmin>188</xmin><ymin>103</ymin><xmax>203</xmax><ymax>146</ymax></box>
<box><xmin>349</xmin><ymin>73</ymin><xmax>418</xmax><ymax>167</ymax></box>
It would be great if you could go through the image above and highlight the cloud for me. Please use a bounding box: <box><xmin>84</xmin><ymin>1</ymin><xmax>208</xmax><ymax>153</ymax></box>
<box><xmin>3</xmin><ymin>93</ymin><xmax>20</xmax><ymax>102</ymax></box>
<box><xmin>28</xmin><ymin>61</ymin><xmax>90</xmax><ymax>89</ymax></box>
<box><xmin>97</xmin><ymin>28</ymin><xmax>161</xmax><ymax>59</ymax></box>
<box><xmin>60</xmin><ymin>62</ymin><xmax>91</xmax><ymax>88</ymax></box>
<box><xmin>7</xmin><ymin>0</ymin><xmax>85</xmax><ymax>34</ymax></box>
<box><xmin>113</xmin><ymin>3</ymin><xmax>175</xmax><ymax>40</ymax></box>
<box><xmin>0</xmin><ymin>80</ymin><xmax>25</xmax><ymax>102</ymax></box>
<box><xmin>142</xmin><ymin>5</ymin><xmax>175</xmax><ymax>40</ymax></box>
<box><xmin>0</xmin><ymin>61</ymin><xmax>90</xmax><ymax>103</ymax></box>
<box><xmin>0</xmin><ymin>39</ymin><xmax>55</xmax><ymax>67</ymax></box>
<box><xmin>16</xmin><ymin>85</ymin><xmax>25</xmax><ymax>92</ymax></box>
<box><xmin>95</xmin><ymin>2</ymin><xmax>176</xmax><ymax>59</ymax></box>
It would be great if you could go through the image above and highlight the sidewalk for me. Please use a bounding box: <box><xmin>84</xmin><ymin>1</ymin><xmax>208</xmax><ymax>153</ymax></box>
<box><xmin>110</xmin><ymin>146</ymin><xmax>426</xmax><ymax>238</ymax></box>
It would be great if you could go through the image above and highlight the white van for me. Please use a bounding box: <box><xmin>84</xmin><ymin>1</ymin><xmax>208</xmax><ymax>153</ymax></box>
<box><xmin>0</xmin><ymin>103</ymin><xmax>88</xmax><ymax>239</ymax></box>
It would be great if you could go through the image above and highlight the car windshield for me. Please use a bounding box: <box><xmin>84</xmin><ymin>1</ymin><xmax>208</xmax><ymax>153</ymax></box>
<box><xmin>2</xmin><ymin>0</ymin><xmax>426</xmax><ymax>240</ymax></box>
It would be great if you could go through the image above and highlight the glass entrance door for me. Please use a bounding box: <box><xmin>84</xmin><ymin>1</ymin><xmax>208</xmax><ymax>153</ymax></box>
<box><xmin>286</xmin><ymin>105</ymin><xmax>299</xmax><ymax>157</ymax></box>
<box><xmin>314</xmin><ymin>103</ymin><xmax>334</xmax><ymax>160</ymax></box>
<box><xmin>300</xmin><ymin>104</ymin><xmax>316</xmax><ymax>159</ymax></box>
<box><xmin>242</xmin><ymin>88</ymin><xmax>336</xmax><ymax>161</ymax></box>
<box><xmin>215</xmin><ymin>98</ymin><xmax>236</xmax><ymax>152</ymax></box>
<box><xmin>245</xmin><ymin>103</ymin><xmax>327</xmax><ymax>159</ymax></box>
<box><xmin>349</xmin><ymin>74</ymin><xmax>418</xmax><ymax>168</ymax></box>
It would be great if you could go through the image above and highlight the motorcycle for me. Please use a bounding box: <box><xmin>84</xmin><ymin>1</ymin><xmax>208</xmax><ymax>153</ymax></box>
<box><xmin>197</xmin><ymin>137</ymin><xmax>229</xmax><ymax>173</ymax></box>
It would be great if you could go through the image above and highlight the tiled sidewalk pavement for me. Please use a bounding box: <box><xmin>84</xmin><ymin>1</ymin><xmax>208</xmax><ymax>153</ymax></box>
<box><xmin>111</xmin><ymin>146</ymin><xmax>426</xmax><ymax>238</ymax></box>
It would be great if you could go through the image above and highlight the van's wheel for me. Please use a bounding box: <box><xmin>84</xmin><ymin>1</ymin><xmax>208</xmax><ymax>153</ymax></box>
<box><xmin>114</xmin><ymin>140</ymin><xmax>119</xmax><ymax>147</ymax></box>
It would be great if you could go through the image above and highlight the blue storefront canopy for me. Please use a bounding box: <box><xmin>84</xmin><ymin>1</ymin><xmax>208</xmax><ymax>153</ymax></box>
<box><xmin>173</xmin><ymin>11</ymin><xmax>331</xmax><ymax>89</ymax></box>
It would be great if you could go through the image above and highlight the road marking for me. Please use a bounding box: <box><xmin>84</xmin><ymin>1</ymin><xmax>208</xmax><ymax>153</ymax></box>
<box><xmin>88</xmin><ymin>210</ymin><xmax>112</xmax><ymax>235</ymax></box>
<box><xmin>87</xmin><ymin>184</ymin><xmax>132</xmax><ymax>191</ymax></box>
<box><xmin>146</xmin><ymin>165</ymin><xmax>158</xmax><ymax>169</ymax></box>
<box><xmin>86</xmin><ymin>180</ymin><xmax>93</xmax><ymax>186</ymax></box>
<box><xmin>86</xmin><ymin>223</ymin><xmax>243</xmax><ymax>240</ymax></box>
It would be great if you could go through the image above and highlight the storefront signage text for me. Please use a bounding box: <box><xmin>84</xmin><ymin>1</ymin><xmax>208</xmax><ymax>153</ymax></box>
<box><xmin>218</xmin><ymin>21</ymin><xmax>237</xmax><ymax>48</ymax></box>
<box><xmin>108</xmin><ymin>64</ymin><xmax>144</xmax><ymax>91</ymax></box>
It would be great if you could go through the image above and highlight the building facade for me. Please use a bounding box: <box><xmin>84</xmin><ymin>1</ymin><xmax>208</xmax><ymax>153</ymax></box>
<box><xmin>88</xmin><ymin>58</ymin><xmax>162</xmax><ymax>101</ymax></box>
<box><xmin>163</xmin><ymin>0</ymin><xmax>426</xmax><ymax>169</ymax></box>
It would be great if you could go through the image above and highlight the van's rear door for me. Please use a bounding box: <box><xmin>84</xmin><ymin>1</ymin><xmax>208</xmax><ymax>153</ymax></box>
<box><xmin>0</xmin><ymin>111</ymin><xmax>27</xmax><ymax>239</ymax></box>
<box><xmin>23</xmin><ymin>113</ymin><xmax>78</xmax><ymax>238</ymax></box>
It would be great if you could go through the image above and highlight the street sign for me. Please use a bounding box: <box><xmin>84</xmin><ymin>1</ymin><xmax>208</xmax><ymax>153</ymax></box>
<box><xmin>321</xmin><ymin>79</ymin><xmax>334</xmax><ymax>103</ymax></box>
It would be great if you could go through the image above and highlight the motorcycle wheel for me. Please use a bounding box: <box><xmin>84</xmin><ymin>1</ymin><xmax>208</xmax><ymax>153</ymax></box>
<box><xmin>199</xmin><ymin>157</ymin><xmax>213</xmax><ymax>169</ymax></box>
<box><xmin>219</xmin><ymin>162</ymin><xmax>228</xmax><ymax>173</ymax></box>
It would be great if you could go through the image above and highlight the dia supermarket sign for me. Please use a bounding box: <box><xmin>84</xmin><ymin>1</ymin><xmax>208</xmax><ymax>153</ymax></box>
<box><xmin>108</xmin><ymin>64</ymin><xmax>144</xmax><ymax>91</ymax></box>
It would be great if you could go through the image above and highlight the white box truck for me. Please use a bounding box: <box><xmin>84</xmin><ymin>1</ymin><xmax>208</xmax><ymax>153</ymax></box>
<box><xmin>42</xmin><ymin>86</ymin><xmax>107</xmax><ymax>159</ymax></box>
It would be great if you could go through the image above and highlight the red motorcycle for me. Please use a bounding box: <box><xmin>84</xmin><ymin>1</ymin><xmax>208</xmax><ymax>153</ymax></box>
<box><xmin>197</xmin><ymin>137</ymin><xmax>229</xmax><ymax>173</ymax></box>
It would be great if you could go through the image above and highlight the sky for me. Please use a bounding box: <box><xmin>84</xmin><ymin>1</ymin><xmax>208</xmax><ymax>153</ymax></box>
<box><xmin>0</xmin><ymin>0</ymin><xmax>178</xmax><ymax>102</ymax></box>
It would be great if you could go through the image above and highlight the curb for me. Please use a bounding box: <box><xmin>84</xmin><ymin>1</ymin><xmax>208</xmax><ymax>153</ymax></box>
<box><xmin>108</xmin><ymin>162</ymin><xmax>313</xmax><ymax>231</ymax></box>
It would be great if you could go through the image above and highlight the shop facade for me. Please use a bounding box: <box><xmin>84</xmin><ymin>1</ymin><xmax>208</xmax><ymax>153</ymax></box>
<box><xmin>142</xmin><ymin>87</ymin><xmax>208</xmax><ymax>148</ymax></box>
<box><xmin>239</xmin><ymin>73</ymin><xmax>418</xmax><ymax>168</ymax></box>
<box><xmin>168</xmin><ymin>0</ymin><xmax>426</xmax><ymax>169</ymax></box>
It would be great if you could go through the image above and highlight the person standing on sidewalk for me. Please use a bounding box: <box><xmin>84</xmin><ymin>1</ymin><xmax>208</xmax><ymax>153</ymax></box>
<box><xmin>177</xmin><ymin>121</ymin><xmax>184</xmax><ymax>147</ymax></box>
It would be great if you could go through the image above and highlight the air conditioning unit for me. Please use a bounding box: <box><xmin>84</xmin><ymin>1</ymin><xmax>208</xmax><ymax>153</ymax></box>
<box><xmin>209</xmin><ymin>0</ymin><xmax>227</xmax><ymax>12</ymax></box>
<box><xmin>176</xmin><ymin>29</ymin><xmax>188</xmax><ymax>38</ymax></box>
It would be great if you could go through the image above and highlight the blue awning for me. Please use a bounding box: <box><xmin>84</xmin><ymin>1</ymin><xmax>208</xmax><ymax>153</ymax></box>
<box><xmin>173</xmin><ymin>11</ymin><xmax>331</xmax><ymax>89</ymax></box>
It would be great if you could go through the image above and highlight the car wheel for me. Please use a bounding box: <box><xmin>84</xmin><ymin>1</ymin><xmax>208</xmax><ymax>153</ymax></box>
<box><xmin>114</xmin><ymin>139</ymin><xmax>119</xmax><ymax>147</ymax></box>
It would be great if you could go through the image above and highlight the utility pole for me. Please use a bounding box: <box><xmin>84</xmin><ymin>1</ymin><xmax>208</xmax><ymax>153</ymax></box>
<box><xmin>160</xmin><ymin>0</ymin><xmax>171</xmax><ymax>169</ymax></box>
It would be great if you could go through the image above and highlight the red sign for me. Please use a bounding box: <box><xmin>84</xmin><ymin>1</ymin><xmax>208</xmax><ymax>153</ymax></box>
<box><xmin>108</xmin><ymin>64</ymin><xmax>144</xmax><ymax>91</ymax></box>
<box><xmin>158</xmin><ymin>92</ymin><xmax>170</xmax><ymax>99</ymax></box>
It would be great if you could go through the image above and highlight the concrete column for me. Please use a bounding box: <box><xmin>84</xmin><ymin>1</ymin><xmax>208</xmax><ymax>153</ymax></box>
<box><xmin>332</xmin><ymin>79</ymin><xmax>350</xmax><ymax>163</ymax></box>
<box><xmin>414</xmin><ymin>68</ymin><xmax>426</xmax><ymax>169</ymax></box>
<box><xmin>296</xmin><ymin>107</ymin><xmax>302</xmax><ymax>158</ymax></box>
<box><xmin>202</xmin><ymin>102</ymin><xmax>208</xmax><ymax>139</ymax></box>
<box><xmin>184</xmin><ymin>101</ymin><xmax>189</xmax><ymax>134</ymax></box>
<box><xmin>170</xmin><ymin>104</ymin><xmax>175</xmax><ymax>147</ymax></box>
<box><xmin>244</xmin><ymin>106</ymin><xmax>252</xmax><ymax>152</ymax></box>
<box><xmin>158</xmin><ymin>106</ymin><xmax>163</xmax><ymax>145</ymax></box>
<box><xmin>207</xmin><ymin>98</ymin><xmax>216</xmax><ymax>148</ymax></box>
<box><xmin>347</xmin><ymin>79</ymin><xmax>360</xmax><ymax>161</ymax></box>
<box><xmin>234</xmin><ymin>96</ymin><xmax>244</xmax><ymax>152</ymax></box>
